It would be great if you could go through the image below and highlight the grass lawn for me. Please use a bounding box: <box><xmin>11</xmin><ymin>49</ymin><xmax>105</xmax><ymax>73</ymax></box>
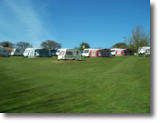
<box><xmin>0</xmin><ymin>56</ymin><xmax>150</xmax><ymax>113</ymax></box>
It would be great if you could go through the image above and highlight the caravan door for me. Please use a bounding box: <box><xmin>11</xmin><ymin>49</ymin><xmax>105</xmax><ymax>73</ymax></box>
<box><xmin>76</xmin><ymin>50</ymin><xmax>81</xmax><ymax>60</ymax></box>
<box><xmin>76</xmin><ymin>51</ymin><xmax>79</xmax><ymax>60</ymax></box>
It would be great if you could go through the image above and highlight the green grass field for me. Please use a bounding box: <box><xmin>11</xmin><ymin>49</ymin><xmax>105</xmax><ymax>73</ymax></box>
<box><xmin>0</xmin><ymin>56</ymin><xmax>150</xmax><ymax>113</ymax></box>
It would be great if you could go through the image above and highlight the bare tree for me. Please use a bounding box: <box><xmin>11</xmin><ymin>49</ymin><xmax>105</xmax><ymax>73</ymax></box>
<box><xmin>40</xmin><ymin>40</ymin><xmax>62</xmax><ymax>50</ymax></box>
<box><xmin>16</xmin><ymin>41</ymin><xmax>31</xmax><ymax>51</ymax></box>
<box><xmin>128</xmin><ymin>25</ymin><xmax>150</xmax><ymax>54</ymax></box>
<box><xmin>0</xmin><ymin>41</ymin><xmax>15</xmax><ymax>47</ymax></box>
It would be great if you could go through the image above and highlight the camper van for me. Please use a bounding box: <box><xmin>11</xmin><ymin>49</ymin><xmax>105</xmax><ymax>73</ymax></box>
<box><xmin>10</xmin><ymin>48</ymin><xmax>24</xmax><ymax>56</ymax></box>
<box><xmin>0</xmin><ymin>47</ymin><xmax>10</xmax><ymax>57</ymax></box>
<box><xmin>82</xmin><ymin>48</ymin><xmax>99</xmax><ymax>57</ymax></box>
<box><xmin>23</xmin><ymin>48</ymin><xmax>52</xmax><ymax>58</ymax></box>
<box><xmin>138</xmin><ymin>46</ymin><xmax>150</xmax><ymax>55</ymax></box>
<box><xmin>57</xmin><ymin>49</ymin><xmax>81</xmax><ymax>60</ymax></box>
<box><xmin>110</xmin><ymin>48</ymin><xmax>121</xmax><ymax>56</ymax></box>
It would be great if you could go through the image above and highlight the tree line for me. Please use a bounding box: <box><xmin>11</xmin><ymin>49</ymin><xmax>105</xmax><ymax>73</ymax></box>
<box><xmin>0</xmin><ymin>40</ymin><xmax>62</xmax><ymax>51</ymax></box>
<box><xmin>0</xmin><ymin>41</ymin><xmax>33</xmax><ymax>50</ymax></box>
<box><xmin>0</xmin><ymin>25</ymin><xmax>150</xmax><ymax>54</ymax></box>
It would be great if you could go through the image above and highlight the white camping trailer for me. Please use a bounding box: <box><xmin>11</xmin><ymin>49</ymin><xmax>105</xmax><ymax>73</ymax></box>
<box><xmin>56</xmin><ymin>48</ymin><xmax>68</xmax><ymax>56</ymax></box>
<box><xmin>110</xmin><ymin>48</ymin><xmax>121</xmax><ymax>56</ymax></box>
<box><xmin>57</xmin><ymin>49</ymin><xmax>81</xmax><ymax>60</ymax></box>
<box><xmin>23</xmin><ymin>48</ymin><xmax>40</xmax><ymax>57</ymax></box>
<box><xmin>82</xmin><ymin>48</ymin><xmax>99</xmax><ymax>57</ymax></box>
<box><xmin>23</xmin><ymin>48</ymin><xmax>52</xmax><ymax>58</ymax></box>
<box><xmin>0</xmin><ymin>47</ymin><xmax>10</xmax><ymax>57</ymax></box>
<box><xmin>10</xmin><ymin>48</ymin><xmax>24</xmax><ymax>56</ymax></box>
<box><xmin>138</xmin><ymin>46</ymin><xmax>150</xmax><ymax>55</ymax></box>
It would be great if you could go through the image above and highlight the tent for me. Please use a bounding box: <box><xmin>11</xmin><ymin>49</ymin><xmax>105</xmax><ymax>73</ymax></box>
<box><xmin>48</xmin><ymin>49</ymin><xmax>57</xmax><ymax>56</ymax></box>
<box><xmin>90</xmin><ymin>48</ymin><xmax>112</xmax><ymax>57</ymax></box>
<box><xmin>98</xmin><ymin>49</ymin><xmax>112</xmax><ymax>57</ymax></box>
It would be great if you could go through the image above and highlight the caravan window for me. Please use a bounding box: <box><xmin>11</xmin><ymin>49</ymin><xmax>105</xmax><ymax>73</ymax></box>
<box><xmin>59</xmin><ymin>51</ymin><xmax>65</xmax><ymax>56</ymax></box>
<box><xmin>43</xmin><ymin>50</ymin><xmax>50</xmax><ymax>57</ymax></box>
<box><xmin>16</xmin><ymin>49</ymin><xmax>20</xmax><ymax>52</ymax></box>
<box><xmin>24</xmin><ymin>50</ymin><xmax>28</xmax><ymax>54</ymax></box>
<box><xmin>11</xmin><ymin>49</ymin><xmax>16</xmax><ymax>52</ymax></box>
<box><xmin>3</xmin><ymin>50</ymin><xmax>7</xmax><ymax>53</ymax></box>
<box><xmin>66</xmin><ymin>51</ymin><xmax>73</xmax><ymax>55</ymax></box>
<box><xmin>56</xmin><ymin>50</ymin><xmax>60</xmax><ymax>53</ymax></box>
<box><xmin>111</xmin><ymin>50</ymin><xmax>115</xmax><ymax>52</ymax></box>
<box><xmin>84</xmin><ymin>50</ymin><xmax>89</xmax><ymax>53</ymax></box>
<box><xmin>35</xmin><ymin>50</ymin><xmax>40</xmax><ymax>56</ymax></box>
<box><xmin>146</xmin><ymin>49</ymin><xmax>150</xmax><ymax>53</ymax></box>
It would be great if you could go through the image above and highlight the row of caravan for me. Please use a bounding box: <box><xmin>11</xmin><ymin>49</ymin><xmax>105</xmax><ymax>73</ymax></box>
<box><xmin>56</xmin><ymin>48</ymin><xmax>112</xmax><ymax>60</ymax></box>
<box><xmin>0</xmin><ymin>46</ymin><xmax>150</xmax><ymax>59</ymax></box>
<box><xmin>110</xmin><ymin>46</ymin><xmax>150</xmax><ymax>56</ymax></box>
<box><xmin>82</xmin><ymin>48</ymin><xmax>133</xmax><ymax>57</ymax></box>
<box><xmin>0</xmin><ymin>47</ymin><xmax>57</xmax><ymax>57</ymax></box>
<box><xmin>0</xmin><ymin>47</ymin><xmax>24</xmax><ymax>57</ymax></box>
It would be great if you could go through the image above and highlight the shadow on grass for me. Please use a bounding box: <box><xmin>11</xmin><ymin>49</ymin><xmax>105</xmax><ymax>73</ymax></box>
<box><xmin>1</xmin><ymin>90</ymin><xmax>93</xmax><ymax>113</ymax></box>
<box><xmin>0</xmin><ymin>71</ymin><xmax>92</xmax><ymax>113</ymax></box>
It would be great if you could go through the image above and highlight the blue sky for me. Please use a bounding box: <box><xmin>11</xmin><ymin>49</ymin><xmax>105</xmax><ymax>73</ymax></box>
<box><xmin>0</xmin><ymin>0</ymin><xmax>150</xmax><ymax>49</ymax></box>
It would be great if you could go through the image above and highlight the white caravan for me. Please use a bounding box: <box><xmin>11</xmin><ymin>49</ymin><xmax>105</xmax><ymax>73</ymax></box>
<box><xmin>23</xmin><ymin>48</ymin><xmax>52</xmax><ymax>58</ymax></box>
<box><xmin>110</xmin><ymin>48</ymin><xmax>121</xmax><ymax>56</ymax></box>
<box><xmin>138</xmin><ymin>46</ymin><xmax>150</xmax><ymax>55</ymax></box>
<box><xmin>23</xmin><ymin>48</ymin><xmax>41</xmax><ymax>57</ymax></box>
<box><xmin>10</xmin><ymin>48</ymin><xmax>24</xmax><ymax>56</ymax></box>
<box><xmin>58</xmin><ymin>49</ymin><xmax>81</xmax><ymax>60</ymax></box>
<box><xmin>56</xmin><ymin>48</ymin><xmax>69</xmax><ymax>55</ymax></box>
<box><xmin>0</xmin><ymin>47</ymin><xmax>10</xmax><ymax>57</ymax></box>
<box><xmin>82</xmin><ymin>48</ymin><xmax>99</xmax><ymax>57</ymax></box>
